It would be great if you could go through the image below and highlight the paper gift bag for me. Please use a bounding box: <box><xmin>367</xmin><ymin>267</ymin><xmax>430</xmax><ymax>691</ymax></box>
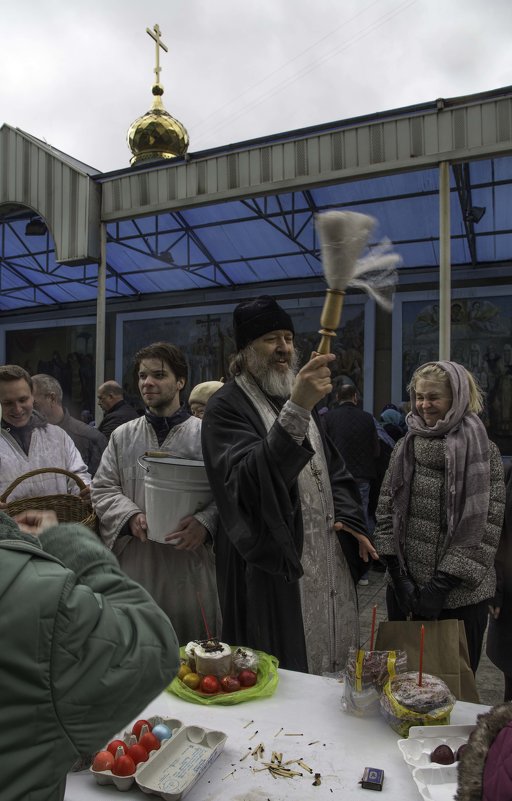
<box><xmin>374</xmin><ymin>619</ymin><xmax>479</xmax><ymax>703</ymax></box>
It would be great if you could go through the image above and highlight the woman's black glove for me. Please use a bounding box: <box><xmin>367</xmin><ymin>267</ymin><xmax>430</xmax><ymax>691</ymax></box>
<box><xmin>385</xmin><ymin>555</ymin><xmax>418</xmax><ymax>616</ymax></box>
<box><xmin>414</xmin><ymin>572</ymin><xmax>461</xmax><ymax>619</ymax></box>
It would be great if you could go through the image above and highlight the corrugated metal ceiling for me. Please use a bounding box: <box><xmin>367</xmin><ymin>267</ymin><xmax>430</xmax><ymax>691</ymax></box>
<box><xmin>0</xmin><ymin>154</ymin><xmax>511</xmax><ymax>312</ymax></box>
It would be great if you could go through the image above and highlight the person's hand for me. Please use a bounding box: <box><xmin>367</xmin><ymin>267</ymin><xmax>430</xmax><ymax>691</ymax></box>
<box><xmin>14</xmin><ymin>509</ymin><xmax>59</xmax><ymax>535</ymax></box>
<box><xmin>414</xmin><ymin>572</ymin><xmax>461</xmax><ymax>619</ymax></box>
<box><xmin>334</xmin><ymin>521</ymin><xmax>379</xmax><ymax>562</ymax></box>
<box><xmin>392</xmin><ymin>573</ymin><xmax>418</xmax><ymax>616</ymax></box>
<box><xmin>384</xmin><ymin>555</ymin><xmax>418</xmax><ymax>616</ymax></box>
<box><xmin>129</xmin><ymin>512</ymin><xmax>148</xmax><ymax>542</ymax></box>
<box><xmin>79</xmin><ymin>485</ymin><xmax>91</xmax><ymax>500</ymax></box>
<box><xmin>164</xmin><ymin>515</ymin><xmax>207</xmax><ymax>551</ymax></box>
<box><xmin>290</xmin><ymin>352</ymin><xmax>335</xmax><ymax>411</ymax></box>
<box><xmin>488</xmin><ymin>604</ymin><xmax>501</xmax><ymax>620</ymax></box>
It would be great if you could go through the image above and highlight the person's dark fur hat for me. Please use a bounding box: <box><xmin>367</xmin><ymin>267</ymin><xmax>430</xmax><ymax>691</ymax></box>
<box><xmin>233</xmin><ymin>296</ymin><xmax>294</xmax><ymax>351</ymax></box>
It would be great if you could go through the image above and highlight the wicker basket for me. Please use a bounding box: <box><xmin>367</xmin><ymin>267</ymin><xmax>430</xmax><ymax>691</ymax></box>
<box><xmin>0</xmin><ymin>467</ymin><xmax>97</xmax><ymax>532</ymax></box>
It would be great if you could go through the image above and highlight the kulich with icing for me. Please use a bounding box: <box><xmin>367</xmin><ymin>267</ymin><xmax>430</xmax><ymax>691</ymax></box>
<box><xmin>184</xmin><ymin>641</ymin><xmax>198</xmax><ymax>672</ymax></box>
<box><xmin>186</xmin><ymin>638</ymin><xmax>232</xmax><ymax>677</ymax></box>
<box><xmin>232</xmin><ymin>646</ymin><xmax>259</xmax><ymax>673</ymax></box>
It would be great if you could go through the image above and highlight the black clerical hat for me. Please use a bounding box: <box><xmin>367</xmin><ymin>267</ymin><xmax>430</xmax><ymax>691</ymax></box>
<box><xmin>233</xmin><ymin>296</ymin><xmax>294</xmax><ymax>351</ymax></box>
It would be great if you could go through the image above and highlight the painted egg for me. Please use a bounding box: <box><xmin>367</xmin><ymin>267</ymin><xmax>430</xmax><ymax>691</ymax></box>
<box><xmin>151</xmin><ymin>723</ymin><xmax>172</xmax><ymax>741</ymax></box>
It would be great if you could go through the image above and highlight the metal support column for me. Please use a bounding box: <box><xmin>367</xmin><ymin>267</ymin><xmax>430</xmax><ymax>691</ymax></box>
<box><xmin>95</xmin><ymin>222</ymin><xmax>107</xmax><ymax>424</ymax></box>
<box><xmin>439</xmin><ymin>161</ymin><xmax>451</xmax><ymax>360</ymax></box>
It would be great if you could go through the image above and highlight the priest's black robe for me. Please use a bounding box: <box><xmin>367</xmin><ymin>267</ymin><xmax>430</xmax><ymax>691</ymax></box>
<box><xmin>201</xmin><ymin>379</ymin><xmax>367</xmax><ymax>673</ymax></box>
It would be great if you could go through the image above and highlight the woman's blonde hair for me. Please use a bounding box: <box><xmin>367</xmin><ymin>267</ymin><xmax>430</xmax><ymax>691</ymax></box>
<box><xmin>408</xmin><ymin>362</ymin><xmax>484</xmax><ymax>414</ymax></box>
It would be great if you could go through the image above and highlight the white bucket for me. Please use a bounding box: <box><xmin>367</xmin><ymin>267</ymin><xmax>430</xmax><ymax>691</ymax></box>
<box><xmin>141</xmin><ymin>455</ymin><xmax>212</xmax><ymax>544</ymax></box>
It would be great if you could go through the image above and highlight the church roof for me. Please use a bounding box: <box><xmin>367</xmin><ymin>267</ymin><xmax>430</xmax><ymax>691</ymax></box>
<box><xmin>0</xmin><ymin>84</ymin><xmax>511</xmax><ymax>313</ymax></box>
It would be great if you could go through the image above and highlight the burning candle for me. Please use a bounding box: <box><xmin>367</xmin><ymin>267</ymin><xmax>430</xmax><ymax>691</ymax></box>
<box><xmin>418</xmin><ymin>624</ymin><xmax>425</xmax><ymax>687</ymax></box>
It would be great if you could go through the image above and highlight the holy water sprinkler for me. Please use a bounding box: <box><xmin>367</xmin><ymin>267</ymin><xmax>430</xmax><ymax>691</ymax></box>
<box><xmin>315</xmin><ymin>211</ymin><xmax>400</xmax><ymax>354</ymax></box>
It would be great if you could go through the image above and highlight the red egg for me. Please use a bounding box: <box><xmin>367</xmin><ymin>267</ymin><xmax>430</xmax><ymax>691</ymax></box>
<box><xmin>220</xmin><ymin>675</ymin><xmax>241</xmax><ymax>693</ymax></box>
<box><xmin>106</xmin><ymin>739</ymin><xmax>128</xmax><ymax>756</ymax></box>
<box><xmin>139</xmin><ymin>732</ymin><xmax>161</xmax><ymax>753</ymax></box>
<box><xmin>238</xmin><ymin>669</ymin><xmax>257</xmax><ymax>687</ymax></box>
<box><xmin>92</xmin><ymin>750</ymin><xmax>115</xmax><ymax>772</ymax></box>
<box><xmin>430</xmin><ymin>745</ymin><xmax>455</xmax><ymax>765</ymax></box>
<box><xmin>112</xmin><ymin>754</ymin><xmax>136</xmax><ymax>776</ymax></box>
<box><xmin>126</xmin><ymin>743</ymin><xmax>149</xmax><ymax>765</ymax></box>
<box><xmin>200</xmin><ymin>674</ymin><xmax>221</xmax><ymax>694</ymax></box>
<box><xmin>132</xmin><ymin>719</ymin><xmax>153</xmax><ymax>739</ymax></box>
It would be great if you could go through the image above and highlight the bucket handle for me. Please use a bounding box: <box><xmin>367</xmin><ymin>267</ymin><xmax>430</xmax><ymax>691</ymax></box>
<box><xmin>138</xmin><ymin>451</ymin><xmax>193</xmax><ymax>472</ymax></box>
<box><xmin>137</xmin><ymin>455</ymin><xmax>149</xmax><ymax>472</ymax></box>
<box><xmin>137</xmin><ymin>451</ymin><xmax>183</xmax><ymax>471</ymax></box>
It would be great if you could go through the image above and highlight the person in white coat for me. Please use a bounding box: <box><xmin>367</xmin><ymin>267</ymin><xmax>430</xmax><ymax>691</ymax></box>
<box><xmin>92</xmin><ymin>342</ymin><xmax>219</xmax><ymax>645</ymax></box>
<box><xmin>0</xmin><ymin>365</ymin><xmax>91</xmax><ymax>505</ymax></box>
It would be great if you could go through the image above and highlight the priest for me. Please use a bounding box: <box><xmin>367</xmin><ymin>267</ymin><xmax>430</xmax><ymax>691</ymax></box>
<box><xmin>201</xmin><ymin>296</ymin><xmax>377</xmax><ymax>674</ymax></box>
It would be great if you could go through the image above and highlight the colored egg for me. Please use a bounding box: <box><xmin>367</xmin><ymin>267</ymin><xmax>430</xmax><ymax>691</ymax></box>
<box><xmin>152</xmin><ymin>723</ymin><xmax>172</xmax><ymax>741</ymax></box>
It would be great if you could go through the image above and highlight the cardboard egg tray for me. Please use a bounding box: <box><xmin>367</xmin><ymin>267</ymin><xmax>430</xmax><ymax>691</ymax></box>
<box><xmin>89</xmin><ymin>716</ymin><xmax>227</xmax><ymax>799</ymax></box>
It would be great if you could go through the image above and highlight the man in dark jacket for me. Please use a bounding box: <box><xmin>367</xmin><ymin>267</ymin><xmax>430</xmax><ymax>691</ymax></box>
<box><xmin>323</xmin><ymin>383</ymin><xmax>380</xmax><ymax>531</ymax></box>
<box><xmin>97</xmin><ymin>380</ymin><xmax>138</xmax><ymax>440</ymax></box>
<box><xmin>0</xmin><ymin>509</ymin><xmax>180</xmax><ymax>801</ymax></box>
<box><xmin>32</xmin><ymin>373</ymin><xmax>107</xmax><ymax>476</ymax></box>
<box><xmin>201</xmin><ymin>296</ymin><xmax>377</xmax><ymax>676</ymax></box>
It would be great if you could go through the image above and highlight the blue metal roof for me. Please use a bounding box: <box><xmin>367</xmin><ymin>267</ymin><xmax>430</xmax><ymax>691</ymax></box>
<box><xmin>0</xmin><ymin>122</ymin><xmax>511</xmax><ymax>312</ymax></box>
<box><xmin>102</xmin><ymin>156</ymin><xmax>512</xmax><ymax>297</ymax></box>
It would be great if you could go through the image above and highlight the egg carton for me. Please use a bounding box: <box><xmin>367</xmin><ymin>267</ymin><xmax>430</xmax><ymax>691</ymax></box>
<box><xmin>398</xmin><ymin>723</ymin><xmax>475</xmax><ymax>769</ymax></box>
<box><xmin>397</xmin><ymin>724</ymin><xmax>475</xmax><ymax>801</ymax></box>
<box><xmin>411</xmin><ymin>764</ymin><xmax>459</xmax><ymax>801</ymax></box>
<box><xmin>90</xmin><ymin>716</ymin><xmax>227</xmax><ymax>799</ymax></box>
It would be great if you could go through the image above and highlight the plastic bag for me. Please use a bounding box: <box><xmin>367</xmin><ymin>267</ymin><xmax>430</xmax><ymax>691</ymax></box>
<box><xmin>232</xmin><ymin>646</ymin><xmax>260</xmax><ymax>673</ymax></box>
<box><xmin>379</xmin><ymin>671</ymin><xmax>455</xmax><ymax>736</ymax></box>
<box><xmin>167</xmin><ymin>646</ymin><xmax>279</xmax><ymax>705</ymax></box>
<box><xmin>342</xmin><ymin>647</ymin><xmax>407</xmax><ymax>717</ymax></box>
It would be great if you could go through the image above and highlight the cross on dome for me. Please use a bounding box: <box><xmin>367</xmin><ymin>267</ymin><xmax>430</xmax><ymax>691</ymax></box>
<box><xmin>146</xmin><ymin>24</ymin><xmax>168</xmax><ymax>86</ymax></box>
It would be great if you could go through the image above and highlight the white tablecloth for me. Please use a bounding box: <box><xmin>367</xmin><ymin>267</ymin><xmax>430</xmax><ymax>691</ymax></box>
<box><xmin>64</xmin><ymin>668</ymin><xmax>487</xmax><ymax>800</ymax></box>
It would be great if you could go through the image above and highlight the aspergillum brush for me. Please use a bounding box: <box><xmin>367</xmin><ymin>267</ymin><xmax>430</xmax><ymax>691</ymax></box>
<box><xmin>315</xmin><ymin>211</ymin><xmax>401</xmax><ymax>354</ymax></box>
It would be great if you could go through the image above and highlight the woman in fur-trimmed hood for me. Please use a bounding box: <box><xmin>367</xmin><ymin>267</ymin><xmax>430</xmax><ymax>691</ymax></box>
<box><xmin>456</xmin><ymin>702</ymin><xmax>512</xmax><ymax>801</ymax></box>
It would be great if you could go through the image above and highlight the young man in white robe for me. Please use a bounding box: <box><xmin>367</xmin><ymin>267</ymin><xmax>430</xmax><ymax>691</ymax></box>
<box><xmin>92</xmin><ymin>342</ymin><xmax>219</xmax><ymax>645</ymax></box>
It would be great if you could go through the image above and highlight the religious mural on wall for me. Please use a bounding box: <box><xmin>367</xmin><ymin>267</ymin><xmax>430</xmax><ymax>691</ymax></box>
<box><xmin>5</xmin><ymin>324</ymin><xmax>96</xmax><ymax>418</ymax></box>
<box><xmin>121</xmin><ymin>301</ymin><xmax>366</xmax><ymax>405</ymax></box>
<box><xmin>401</xmin><ymin>295</ymin><xmax>512</xmax><ymax>452</ymax></box>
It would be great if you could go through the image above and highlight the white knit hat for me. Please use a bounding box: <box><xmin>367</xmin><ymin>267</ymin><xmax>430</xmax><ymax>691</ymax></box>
<box><xmin>188</xmin><ymin>381</ymin><xmax>224</xmax><ymax>405</ymax></box>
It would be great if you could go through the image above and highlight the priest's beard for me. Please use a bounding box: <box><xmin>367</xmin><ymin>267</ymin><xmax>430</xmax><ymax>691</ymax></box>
<box><xmin>245</xmin><ymin>345</ymin><xmax>299</xmax><ymax>398</ymax></box>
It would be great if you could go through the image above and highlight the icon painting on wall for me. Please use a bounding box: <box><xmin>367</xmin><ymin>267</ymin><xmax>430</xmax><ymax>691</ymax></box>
<box><xmin>121</xmin><ymin>300</ymin><xmax>367</xmax><ymax>404</ymax></box>
<box><xmin>402</xmin><ymin>295</ymin><xmax>512</xmax><ymax>452</ymax></box>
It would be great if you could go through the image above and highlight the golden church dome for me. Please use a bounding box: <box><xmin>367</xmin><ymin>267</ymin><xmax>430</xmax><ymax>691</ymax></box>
<box><xmin>128</xmin><ymin>85</ymin><xmax>189</xmax><ymax>165</ymax></box>
<box><xmin>127</xmin><ymin>24</ymin><xmax>189</xmax><ymax>166</ymax></box>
